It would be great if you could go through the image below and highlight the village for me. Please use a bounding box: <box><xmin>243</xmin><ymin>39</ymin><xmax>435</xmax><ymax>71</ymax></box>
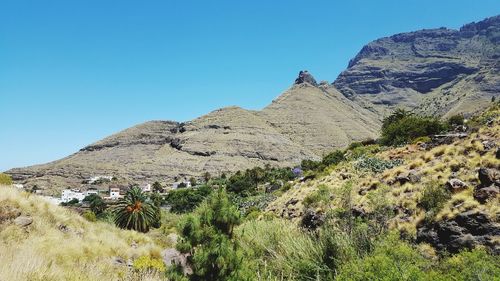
<box><xmin>12</xmin><ymin>175</ymin><xmax>195</xmax><ymax>206</ymax></box>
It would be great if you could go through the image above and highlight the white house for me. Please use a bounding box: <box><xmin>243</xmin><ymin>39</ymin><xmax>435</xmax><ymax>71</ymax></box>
<box><xmin>109</xmin><ymin>187</ymin><xmax>122</xmax><ymax>199</ymax></box>
<box><xmin>172</xmin><ymin>181</ymin><xmax>192</xmax><ymax>189</ymax></box>
<box><xmin>88</xmin><ymin>175</ymin><xmax>113</xmax><ymax>184</ymax></box>
<box><xmin>142</xmin><ymin>183</ymin><xmax>152</xmax><ymax>193</ymax></box>
<box><xmin>61</xmin><ymin>189</ymin><xmax>85</xmax><ymax>203</ymax></box>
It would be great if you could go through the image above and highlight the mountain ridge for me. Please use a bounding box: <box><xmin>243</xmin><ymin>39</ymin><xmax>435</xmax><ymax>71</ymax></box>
<box><xmin>6</xmin><ymin>15</ymin><xmax>499</xmax><ymax>194</ymax></box>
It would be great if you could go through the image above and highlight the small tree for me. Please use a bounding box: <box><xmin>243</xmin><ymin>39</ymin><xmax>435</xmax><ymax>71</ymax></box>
<box><xmin>203</xmin><ymin>172</ymin><xmax>211</xmax><ymax>183</ymax></box>
<box><xmin>381</xmin><ymin>110</ymin><xmax>446</xmax><ymax>146</ymax></box>
<box><xmin>114</xmin><ymin>186</ymin><xmax>158</xmax><ymax>233</ymax></box>
<box><xmin>174</xmin><ymin>189</ymin><xmax>249</xmax><ymax>280</ymax></box>
<box><xmin>152</xmin><ymin>181</ymin><xmax>164</xmax><ymax>193</ymax></box>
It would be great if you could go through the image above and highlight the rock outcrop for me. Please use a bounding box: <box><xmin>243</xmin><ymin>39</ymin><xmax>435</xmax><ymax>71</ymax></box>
<box><xmin>333</xmin><ymin>15</ymin><xmax>500</xmax><ymax>118</ymax></box>
<box><xmin>294</xmin><ymin>70</ymin><xmax>318</xmax><ymax>86</ymax></box>
<box><xmin>417</xmin><ymin>211</ymin><xmax>500</xmax><ymax>254</ymax></box>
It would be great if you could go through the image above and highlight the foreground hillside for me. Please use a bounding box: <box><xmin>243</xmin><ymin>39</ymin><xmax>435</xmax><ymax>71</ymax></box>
<box><xmin>0</xmin><ymin>105</ymin><xmax>498</xmax><ymax>281</ymax></box>
<box><xmin>267</xmin><ymin>104</ymin><xmax>500</xmax><ymax>254</ymax></box>
<box><xmin>0</xmin><ymin>186</ymin><xmax>165</xmax><ymax>281</ymax></box>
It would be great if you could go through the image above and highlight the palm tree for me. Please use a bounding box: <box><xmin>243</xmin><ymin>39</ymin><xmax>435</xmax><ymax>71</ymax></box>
<box><xmin>114</xmin><ymin>186</ymin><xmax>158</xmax><ymax>233</ymax></box>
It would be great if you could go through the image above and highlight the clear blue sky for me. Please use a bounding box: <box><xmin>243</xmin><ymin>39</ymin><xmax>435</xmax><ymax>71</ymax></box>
<box><xmin>1</xmin><ymin>0</ymin><xmax>499</xmax><ymax>171</ymax></box>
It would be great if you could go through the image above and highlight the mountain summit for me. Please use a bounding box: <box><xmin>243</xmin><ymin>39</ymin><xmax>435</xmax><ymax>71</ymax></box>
<box><xmin>294</xmin><ymin>70</ymin><xmax>318</xmax><ymax>86</ymax></box>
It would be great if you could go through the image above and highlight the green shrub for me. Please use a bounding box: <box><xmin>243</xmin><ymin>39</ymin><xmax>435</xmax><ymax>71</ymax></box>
<box><xmin>429</xmin><ymin>247</ymin><xmax>500</xmax><ymax>281</ymax></box>
<box><xmin>348</xmin><ymin>144</ymin><xmax>381</xmax><ymax>159</ymax></box>
<box><xmin>165</xmin><ymin>185</ymin><xmax>212</xmax><ymax>213</ymax></box>
<box><xmin>82</xmin><ymin>210</ymin><xmax>97</xmax><ymax>222</ymax></box>
<box><xmin>336</xmin><ymin>233</ymin><xmax>429</xmax><ymax>281</ymax></box>
<box><xmin>418</xmin><ymin>182</ymin><xmax>451</xmax><ymax>215</ymax></box>
<box><xmin>447</xmin><ymin>114</ymin><xmax>465</xmax><ymax>127</ymax></box>
<box><xmin>355</xmin><ymin>157</ymin><xmax>403</xmax><ymax>173</ymax></box>
<box><xmin>133</xmin><ymin>255</ymin><xmax>166</xmax><ymax>273</ymax></box>
<box><xmin>301</xmin><ymin>159</ymin><xmax>324</xmax><ymax>171</ymax></box>
<box><xmin>412</xmin><ymin>136</ymin><xmax>432</xmax><ymax>144</ymax></box>
<box><xmin>0</xmin><ymin>173</ymin><xmax>12</xmax><ymax>185</ymax></box>
<box><xmin>322</xmin><ymin>150</ymin><xmax>345</xmax><ymax>166</ymax></box>
<box><xmin>381</xmin><ymin>109</ymin><xmax>446</xmax><ymax>146</ymax></box>
<box><xmin>303</xmin><ymin>184</ymin><xmax>332</xmax><ymax>208</ymax></box>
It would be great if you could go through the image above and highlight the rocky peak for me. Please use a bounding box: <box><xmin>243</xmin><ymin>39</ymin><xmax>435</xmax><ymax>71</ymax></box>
<box><xmin>294</xmin><ymin>70</ymin><xmax>318</xmax><ymax>86</ymax></box>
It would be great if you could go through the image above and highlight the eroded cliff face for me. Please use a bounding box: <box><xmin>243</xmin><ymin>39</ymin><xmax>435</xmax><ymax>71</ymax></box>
<box><xmin>333</xmin><ymin>15</ymin><xmax>500</xmax><ymax>118</ymax></box>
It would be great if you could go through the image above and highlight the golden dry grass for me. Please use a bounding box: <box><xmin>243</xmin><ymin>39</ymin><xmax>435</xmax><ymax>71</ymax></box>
<box><xmin>0</xmin><ymin>186</ymin><xmax>166</xmax><ymax>281</ymax></box>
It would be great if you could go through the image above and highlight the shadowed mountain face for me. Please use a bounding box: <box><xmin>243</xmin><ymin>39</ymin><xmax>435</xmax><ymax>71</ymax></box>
<box><xmin>333</xmin><ymin>15</ymin><xmax>500</xmax><ymax>118</ymax></box>
<box><xmin>6</xmin><ymin>74</ymin><xmax>379</xmax><ymax>193</ymax></box>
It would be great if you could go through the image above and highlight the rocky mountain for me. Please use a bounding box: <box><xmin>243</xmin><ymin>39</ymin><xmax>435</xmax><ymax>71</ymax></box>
<box><xmin>334</xmin><ymin>15</ymin><xmax>500</xmax><ymax>118</ymax></box>
<box><xmin>6</xmin><ymin>15</ymin><xmax>499</xmax><ymax>194</ymax></box>
<box><xmin>6</xmin><ymin>73</ymin><xmax>379</xmax><ymax>194</ymax></box>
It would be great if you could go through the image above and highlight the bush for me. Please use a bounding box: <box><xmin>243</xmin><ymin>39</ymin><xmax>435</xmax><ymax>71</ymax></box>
<box><xmin>322</xmin><ymin>150</ymin><xmax>345</xmax><ymax>166</ymax></box>
<box><xmin>82</xmin><ymin>210</ymin><xmax>97</xmax><ymax>222</ymax></box>
<box><xmin>301</xmin><ymin>159</ymin><xmax>324</xmax><ymax>172</ymax></box>
<box><xmin>381</xmin><ymin>109</ymin><xmax>446</xmax><ymax>146</ymax></box>
<box><xmin>355</xmin><ymin>157</ymin><xmax>403</xmax><ymax>173</ymax></box>
<box><xmin>0</xmin><ymin>173</ymin><xmax>12</xmax><ymax>185</ymax></box>
<box><xmin>166</xmin><ymin>185</ymin><xmax>212</xmax><ymax>213</ymax></box>
<box><xmin>303</xmin><ymin>184</ymin><xmax>332</xmax><ymax>208</ymax></box>
<box><xmin>133</xmin><ymin>255</ymin><xmax>166</xmax><ymax>273</ymax></box>
<box><xmin>418</xmin><ymin>182</ymin><xmax>451</xmax><ymax>215</ymax></box>
<box><xmin>429</xmin><ymin>247</ymin><xmax>500</xmax><ymax>281</ymax></box>
<box><xmin>447</xmin><ymin>114</ymin><xmax>465</xmax><ymax>127</ymax></box>
<box><xmin>336</xmin><ymin>233</ymin><xmax>429</xmax><ymax>281</ymax></box>
<box><xmin>83</xmin><ymin>194</ymin><xmax>107</xmax><ymax>215</ymax></box>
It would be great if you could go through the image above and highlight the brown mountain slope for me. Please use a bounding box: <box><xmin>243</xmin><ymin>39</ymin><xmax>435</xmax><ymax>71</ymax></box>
<box><xmin>259</xmin><ymin>82</ymin><xmax>379</xmax><ymax>155</ymax></box>
<box><xmin>6</xmin><ymin>75</ymin><xmax>379</xmax><ymax>194</ymax></box>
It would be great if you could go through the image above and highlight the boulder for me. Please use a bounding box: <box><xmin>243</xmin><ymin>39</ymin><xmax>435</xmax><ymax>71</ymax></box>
<box><xmin>445</xmin><ymin>179</ymin><xmax>468</xmax><ymax>192</ymax></box>
<box><xmin>0</xmin><ymin>205</ymin><xmax>21</xmax><ymax>223</ymax></box>
<box><xmin>478</xmin><ymin>168</ymin><xmax>499</xmax><ymax>187</ymax></box>
<box><xmin>474</xmin><ymin>186</ymin><xmax>499</xmax><ymax>203</ymax></box>
<box><xmin>300</xmin><ymin>209</ymin><xmax>324</xmax><ymax>230</ymax></box>
<box><xmin>417</xmin><ymin>211</ymin><xmax>500</xmax><ymax>254</ymax></box>
<box><xmin>481</xmin><ymin>140</ymin><xmax>496</xmax><ymax>151</ymax></box>
<box><xmin>13</xmin><ymin>216</ymin><xmax>33</xmax><ymax>227</ymax></box>
<box><xmin>294</xmin><ymin>70</ymin><xmax>318</xmax><ymax>86</ymax></box>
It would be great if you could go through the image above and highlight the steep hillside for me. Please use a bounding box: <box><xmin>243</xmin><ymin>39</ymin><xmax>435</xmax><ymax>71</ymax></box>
<box><xmin>6</xmin><ymin>72</ymin><xmax>379</xmax><ymax>194</ymax></box>
<box><xmin>267</xmin><ymin>105</ymin><xmax>499</xmax><ymax>254</ymax></box>
<box><xmin>0</xmin><ymin>185</ymin><xmax>164</xmax><ymax>281</ymax></box>
<box><xmin>334</xmin><ymin>15</ymin><xmax>500</xmax><ymax>118</ymax></box>
<box><xmin>259</xmin><ymin>80</ymin><xmax>379</xmax><ymax>155</ymax></box>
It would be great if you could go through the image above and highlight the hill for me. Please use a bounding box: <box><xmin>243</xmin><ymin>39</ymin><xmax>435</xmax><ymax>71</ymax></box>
<box><xmin>6</xmin><ymin>73</ymin><xmax>379</xmax><ymax>194</ymax></box>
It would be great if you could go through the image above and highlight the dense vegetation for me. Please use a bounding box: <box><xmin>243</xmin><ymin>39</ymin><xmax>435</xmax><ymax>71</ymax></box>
<box><xmin>380</xmin><ymin>109</ymin><xmax>447</xmax><ymax>146</ymax></box>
